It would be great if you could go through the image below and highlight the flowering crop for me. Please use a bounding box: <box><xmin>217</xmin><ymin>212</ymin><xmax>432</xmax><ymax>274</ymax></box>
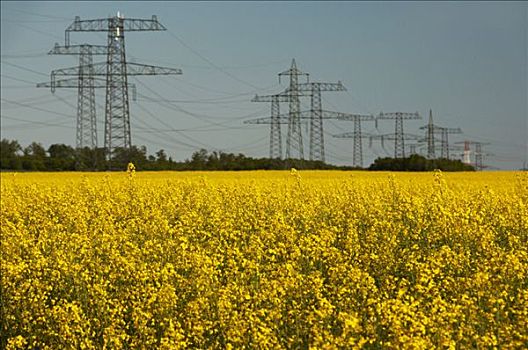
<box><xmin>1</xmin><ymin>170</ymin><xmax>527</xmax><ymax>348</ymax></box>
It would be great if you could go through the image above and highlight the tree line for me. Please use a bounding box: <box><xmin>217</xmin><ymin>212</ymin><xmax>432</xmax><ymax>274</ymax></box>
<box><xmin>1</xmin><ymin>139</ymin><xmax>474</xmax><ymax>172</ymax></box>
<box><xmin>369</xmin><ymin>154</ymin><xmax>475</xmax><ymax>171</ymax></box>
<box><xmin>0</xmin><ymin>139</ymin><xmax>356</xmax><ymax>171</ymax></box>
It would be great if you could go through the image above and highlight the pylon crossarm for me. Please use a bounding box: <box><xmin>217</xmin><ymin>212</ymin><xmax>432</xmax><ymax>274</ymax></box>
<box><xmin>52</xmin><ymin>65</ymin><xmax>82</xmax><ymax>76</ymax></box>
<box><xmin>37</xmin><ymin>78</ymin><xmax>137</xmax><ymax>101</ymax></box>
<box><xmin>244</xmin><ymin>117</ymin><xmax>290</xmax><ymax>124</ymax></box>
<box><xmin>278</xmin><ymin>59</ymin><xmax>308</xmax><ymax>77</ymax></box>
<box><xmin>370</xmin><ymin>133</ymin><xmax>422</xmax><ymax>141</ymax></box>
<box><xmin>37</xmin><ymin>77</ymin><xmax>82</xmax><ymax>88</ymax></box>
<box><xmin>49</xmin><ymin>43</ymin><xmax>109</xmax><ymax>55</ymax></box>
<box><xmin>296</xmin><ymin>81</ymin><xmax>346</xmax><ymax>92</ymax></box>
<box><xmin>335</xmin><ymin>112</ymin><xmax>375</xmax><ymax>121</ymax></box>
<box><xmin>377</xmin><ymin>112</ymin><xmax>421</xmax><ymax>120</ymax></box>
<box><xmin>333</xmin><ymin>132</ymin><xmax>375</xmax><ymax>138</ymax></box>
<box><xmin>420</xmin><ymin>125</ymin><xmax>462</xmax><ymax>134</ymax></box>
<box><xmin>248</xmin><ymin>110</ymin><xmax>369</xmax><ymax>121</ymax></box>
<box><xmin>126</xmin><ymin>63</ymin><xmax>182</xmax><ymax>75</ymax></box>
<box><xmin>65</xmin><ymin>15</ymin><xmax>166</xmax><ymax>45</ymax></box>
<box><xmin>52</xmin><ymin>62</ymin><xmax>182</xmax><ymax>77</ymax></box>
<box><xmin>436</xmin><ymin>127</ymin><xmax>462</xmax><ymax>134</ymax></box>
<box><xmin>280</xmin><ymin>82</ymin><xmax>345</xmax><ymax>95</ymax></box>
<box><xmin>419</xmin><ymin>124</ymin><xmax>441</xmax><ymax>130</ymax></box>
<box><xmin>251</xmin><ymin>94</ymin><xmax>298</xmax><ymax>103</ymax></box>
<box><xmin>66</xmin><ymin>16</ymin><xmax>165</xmax><ymax>33</ymax></box>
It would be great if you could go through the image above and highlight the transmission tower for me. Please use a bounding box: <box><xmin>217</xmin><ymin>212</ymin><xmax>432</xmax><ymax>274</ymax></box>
<box><xmin>420</xmin><ymin>126</ymin><xmax>462</xmax><ymax>160</ymax></box>
<box><xmin>278</xmin><ymin>59</ymin><xmax>309</xmax><ymax>160</ymax></box>
<box><xmin>455</xmin><ymin>140</ymin><xmax>491</xmax><ymax>170</ymax></box>
<box><xmin>333</xmin><ymin>114</ymin><xmax>375</xmax><ymax>167</ymax></box>
<box><xmin>438</xmin><ymin>127</ymin><xmax>462</xmax><ymax>159</ymax></box>
<box><xmin>249</xmin><ymin>93</ymin><xmax>298</xmax><ymax>159</ymax></box>
<box><xmin>61</xmin><ymin>13</ymin><xmax>182</xmax><ymax>160</ymax></box>
<box><xmin>37</xmin><ymin>43</ymin><xmax>136</xmax><ymax>150</ymax></box>
<box><xmin>250</xmin><ymin>81</ymin><xmax>345</xmax><ymax>162</ymax></box>
<box><xmin>369</xmin><ymin>132</ymin><xmax>423</xmax><ymax>157</ymax></box>
<box><xmin>419</xmin><ymin>110</ymin><xmax>462</xmax><ymax>160</ymax></box>
<box><xmin>297</xmin><ymin>82</ymin><xmax>346</xmax><ymax>162</ymax></box>
<box><xmin>376</xmin><ymin>112</ymin><xmax>421</xmax><ymax>158</ymax></box>
<box><xmin>408</xmin><ymin>143</ymin><xmax>422</xmax><ymax>155</ymax></box>
<box><xmin>424</xmin><ymin>109</ymin><xmax>435</xmax><ymax>158</ymax></box>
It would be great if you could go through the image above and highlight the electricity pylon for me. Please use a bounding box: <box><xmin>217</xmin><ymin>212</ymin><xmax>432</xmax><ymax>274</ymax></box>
<box><xmin>249</xmin><ymin>93</ymin><xmax>298</xmax><ymax>159</ymax></box>
<box><xmin>420</xmin><ymin>126</ymin><xmax>463</xmax><ymax>160</ymax></box>
<box><xmin>407</xmin><ymin>143</ymin><xmax>423</xmax><ymax>156</ymax></box>
<box><xmin>419</xmin><ymin>110</ymin><xmax>462</xmax><ymax>160</ymax></box>
<box><xmin>278</xmin><ymin>59</ymin><xmax>309</xmax><ymax>160</ymax></box>
<box><xmin>455</xmin><ymin>140</ymin><xmax>492</xmax><ymax>170</ymax></box>
<box><xmin>37</xmin><ymin>43</ymin><xmax>135</xmax><ymax>150</ymax></box>
<box><xmin>62</xmin><ymin>13</ymin><xmax>182</xmax><ymax>160</ymax></box>
<box><xmin>333</xmin><ymin>114</ymin><xmax>375</xmax><ymax>167</ymax></box>
<box><xmin>369</xmin><ymin>133</ymin><xmax>423</xmax><ymax>157</ymax></box>
<box><xmin>438</xmin><ymin>127</ymin><xmax>462</xmax><ymax>159</ymax></box>
<box><xmin>251</xmin><ymin>81</ymin><xmax>345</xmax><ymax>162</ymax></box>
<box><xmin>376</xmin><ymin>112</ymin><xmax>421</xmax><ymax>158</ymax></box>
<box><xmin>421</xmin><ymin>109</ymin><xmax>436</xmax><ymax>158</ymax></box>
<box><xmin>297</xmin><ymin>82</ymin><xmax>346</xmax><ymax>162</ymax></box>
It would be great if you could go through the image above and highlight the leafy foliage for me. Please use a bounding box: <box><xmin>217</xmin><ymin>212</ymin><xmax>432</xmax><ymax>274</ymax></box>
<box><xmin>1</xmin><ymin>140</ymin><xmax>355</xmax><ymax>171</ymax></box>
<box><xmin>369</xmin><ymin>154</ymin><xmax>475</xmax><ymax>171</ymax></box>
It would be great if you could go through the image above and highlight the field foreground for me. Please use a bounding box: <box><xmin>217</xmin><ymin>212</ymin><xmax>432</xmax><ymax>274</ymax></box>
<box><xmin>1</xmin><ymin>170</ymin><xmax>527</xmax><ymax>349</ymax></box>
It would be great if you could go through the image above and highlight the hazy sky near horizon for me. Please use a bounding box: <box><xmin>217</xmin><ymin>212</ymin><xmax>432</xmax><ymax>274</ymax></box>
<box><xmin>1</xmin><ymin>1</ymin><xmax>526</xmax><ymax>169</ymax></box>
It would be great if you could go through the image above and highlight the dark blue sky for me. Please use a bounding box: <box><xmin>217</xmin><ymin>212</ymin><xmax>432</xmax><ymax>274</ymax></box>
<box><xmin>1</xmin><ymin>1</ymin><xmax>526</xmax><ymax>169</ymax></box>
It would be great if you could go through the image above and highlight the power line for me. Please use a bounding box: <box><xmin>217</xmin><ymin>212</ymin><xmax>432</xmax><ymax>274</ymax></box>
<box><xmin>6</xmin><ymin>21</ymin><xmax>65</xmax><ymax>41</ymax></box>
<box><xmin>165</xmin><ymin>29</ymin><xmax>263</xmax><ymax>90</ymax></box>
<box><xmin>0</xmin><ymin>74</ymin><xmax>39</xmax><ymax>85</ymax></box>
<box><xmin>133</xmin><ymin>78</ymin><xmax>267</xmax><ymax>125</ymax></box>
<box><xmin>133</xmin><ymin>101</ymin><xmax>219</xmax><ymax>150</ymax></box>
<box><xmin>0</xmin><ymin>53</ymin><xmax>48</xmax><ymax>58</ymax></box>
<box><xmin>0</xmin><ymin>98</ymin><xmax>75</xmax><ymax>118</ymax></box>
<box><xmin>2</xmin><ymin>61</ymin><xmax>49</xmax><ymax>77</ymax></box>
<box><xmin>1</xmin><ymin>114</ymin><xmax>74</xmax><ymax>129</ymax></box>
<box><xmin>3</xmin><ymin>7</ymin><xmax>72</xmax><ymax>20</ymax></box>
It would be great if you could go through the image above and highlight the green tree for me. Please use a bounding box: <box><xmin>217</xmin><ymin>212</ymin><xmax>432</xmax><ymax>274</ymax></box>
<box><xmin>0</xmin><ymin>139</ymin><xmax>22</xmax><ymax>170</ymax></box>
<box><xmin>22</xmin><ymin>142</ymin><xmax>46</xmax><ymax>171</ymax></box>
<box><xmin>47</xmin><ymin>144</ymin><xmax>76</xmax><ymax>170</ymax></box>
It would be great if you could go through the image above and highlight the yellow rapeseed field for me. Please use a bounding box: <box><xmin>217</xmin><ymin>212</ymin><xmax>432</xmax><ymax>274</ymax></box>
<box><xmin>1</xmin><ymin>170</ymin><xmax>527</xmax><ymax>349</ymax></box>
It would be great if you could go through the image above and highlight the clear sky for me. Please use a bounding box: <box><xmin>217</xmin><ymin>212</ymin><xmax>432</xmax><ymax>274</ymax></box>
<box><xmin>1</xmin><ymin>1</ymin><xmax>526</xmax><ymax>169</ymax></box>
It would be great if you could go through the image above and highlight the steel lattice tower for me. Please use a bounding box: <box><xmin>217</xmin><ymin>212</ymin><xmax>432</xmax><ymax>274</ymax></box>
<box><xmin>376</xmin><ymin>112</ymin><xmax>421</xmax><ymax>158</ymax></box>
<box><xmin>419</xmin><ymin>110</ymin><xmax>462</xmax><ymax>160</ymax></box>
<box><xmin>310</xmin><ymin>83</ymin><xmax>323</xmax><ymax>161</ymax></box>
<box><xmin>427</xmin><ymin>109</ymin><xmax>435</xmax><ymax>159</ymax></box>
<box><xmin>369</xmin><ymin>132</ymin><xmax>422</xmax><ymax>157</ymax></box>
<box><xmin>38</xmin><ymin>44</ymin><xmax>138</xmax><ymax>150</ymax></box>
<box><xmin>62</xmin><ymin>13</ymin><xmax>182</xmax><ymax>161</ymax></box>
<box><xmin>105</xmin><ymin>15</ymin><xmax>131</xmax><ymax>157</ymax></box>
<box><xmin>455</xmin><ymin>140</ymin><xmax>491</xmax><ymax>170</ymax></box>
<box><xmin>249</xmin><ymin>81</ymin><xmax>345</xmax><ymax>161</ymax></box>
<box><xmin>301</xmin><ymin>82</ymin><xmax>346</xmax><ymax>162</ymax></box>
<box><xmin>333</xmin><ymin>114</ymin><xmax>375</xmax><ymax>167</ymax></box>
<box><xmin>438</xmin><ymin>127</ymin><xmax>463</xmax><ymax>159</ymax></box>
<box><xmin>279</xmin><ymin>59</ymin><xmax>309</xmax><ymax>160</ymax></box>
<box><xmin>250</xmin><ymin>93</ymin><xmax>296</xmax><ymax>159</ymax></box>
<box><xmin>288</xmin><ymin>81</ymin><xmax>346</xmax><ymax>162</ymax></box>
<box><xmin>270</xmin><ymin>96</ymin><xmax>281</xmax><ymax>159</ymax></box>
<box><xmin>39</xmin><ymin>44</ymin><xmax>103</xmax><ymax>149</ymax></box>
<box><xmin>38</xmin><ymin>44</ymin><xmax>102</xmax><ymax>149</ymax></box>
<box><xmin>77</xmin><ymin>45</ymin><xmax>98</xmax><ymax>150</ymax></box>
<box><xmin>475</xmin><ymin>143</ymin><xmax>484</xmax><ymax>171</ymax></box>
